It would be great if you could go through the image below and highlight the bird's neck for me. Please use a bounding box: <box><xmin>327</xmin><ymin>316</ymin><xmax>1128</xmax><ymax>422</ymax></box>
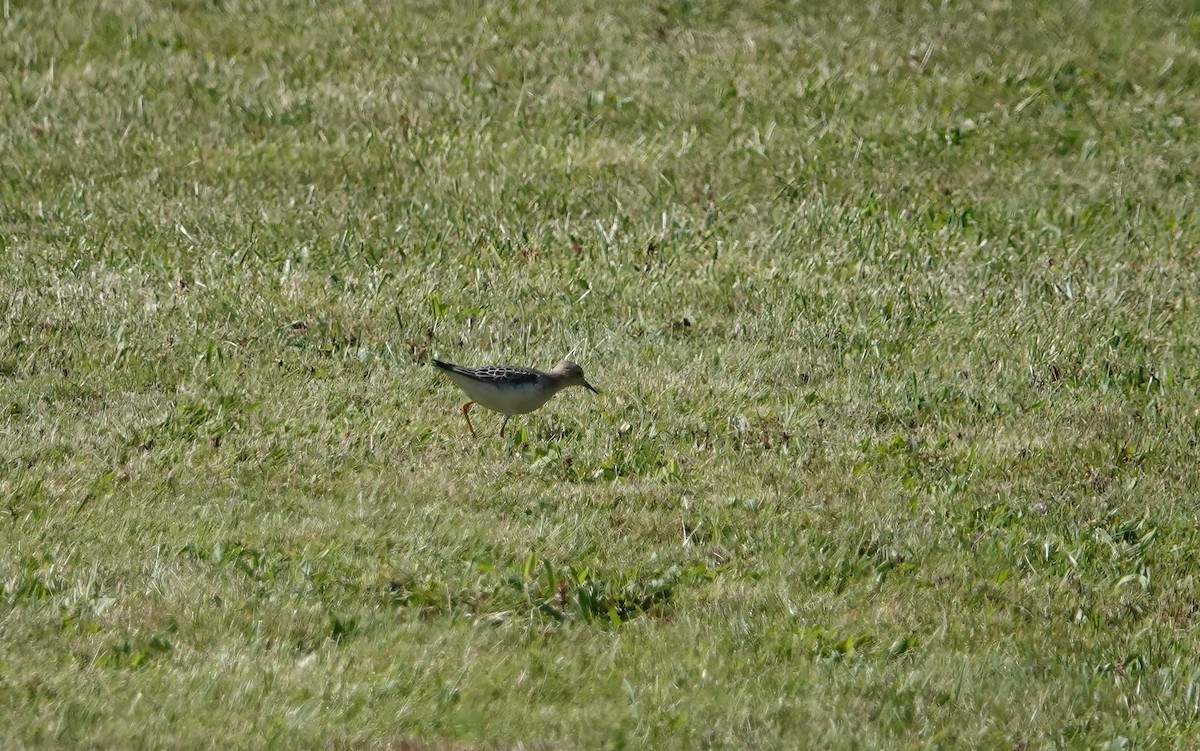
<box><xmin>544</xmin><ymin>375</ymin><xmax>572</xmax><ymax>394</ymax></box>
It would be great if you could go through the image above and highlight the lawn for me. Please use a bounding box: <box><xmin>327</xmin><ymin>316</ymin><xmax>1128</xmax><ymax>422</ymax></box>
<box><xmin>3</xmin><ymin>0</ymin><xmax>1200</xmax><ymax>747</ymax></box>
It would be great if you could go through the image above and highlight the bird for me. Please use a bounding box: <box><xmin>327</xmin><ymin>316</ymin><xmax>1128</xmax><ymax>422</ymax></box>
<box><xmin>432</xmin><ymin>358</ymin><xmax>600</xmax><ymax>438</ymax></box>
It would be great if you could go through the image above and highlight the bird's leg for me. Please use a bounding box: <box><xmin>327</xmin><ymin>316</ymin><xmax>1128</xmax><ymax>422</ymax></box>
<box><xmin>460</xmin><ymin>401</ymin><xmax>477</xmax><ymax>438</ymax></box>
<box><xmin>500</xmin><ymin>416</ymin><xmax>511</xmax><ymax>437</ymax></box>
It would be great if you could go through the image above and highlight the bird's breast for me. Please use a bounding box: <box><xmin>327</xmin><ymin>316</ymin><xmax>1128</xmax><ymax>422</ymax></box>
<box><xmin>451</xmin><ymin>375</ymin><xmax>556</xmax><ymax>415</ymax></box>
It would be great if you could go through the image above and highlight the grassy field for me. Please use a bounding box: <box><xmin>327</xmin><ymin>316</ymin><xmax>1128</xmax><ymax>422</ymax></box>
<box><xmin>3</xmin><ymin>0</ymin><xmax>1200</xmax><ymax>747</ymax></box>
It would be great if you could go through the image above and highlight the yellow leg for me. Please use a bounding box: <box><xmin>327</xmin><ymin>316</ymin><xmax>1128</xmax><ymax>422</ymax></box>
<box><xmin>460</xmin><ymin>401</ymin><xmax>477</xmax><ymax>438</ymax></box>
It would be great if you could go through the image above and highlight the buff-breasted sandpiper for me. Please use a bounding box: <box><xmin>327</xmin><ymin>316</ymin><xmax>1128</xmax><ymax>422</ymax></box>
<box><xmin>433</xmin><ymin>359</ymin><xmax>599</xmax><ymax>437</ymax></box>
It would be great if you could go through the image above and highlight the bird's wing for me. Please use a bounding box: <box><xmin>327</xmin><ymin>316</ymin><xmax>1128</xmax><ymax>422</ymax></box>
<box><xmin>436</xmin><ymin>361</ymin><xmax>541</xmax><ymax>386</ymax></box>
<box><xmin>462</xmin><ymin>365</ymin><xmax>542</xmax><ymax>385</ymax></box>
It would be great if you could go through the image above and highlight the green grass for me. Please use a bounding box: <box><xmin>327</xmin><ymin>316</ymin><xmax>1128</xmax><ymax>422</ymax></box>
<box><xmin>3</xmin><ymin>0</ymin><xmax>1200</xmax><ymax>747</ymax></box>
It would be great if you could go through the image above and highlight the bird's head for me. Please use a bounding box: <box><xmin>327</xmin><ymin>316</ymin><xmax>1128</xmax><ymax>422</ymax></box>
<box><xmin>552</xmin><ymin>360</ymin><xmax>599</xmax><ymax>394</ymax></box>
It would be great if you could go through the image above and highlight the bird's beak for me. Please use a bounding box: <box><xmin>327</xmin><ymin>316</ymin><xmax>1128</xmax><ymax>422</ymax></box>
<box><xmin>584</xmin><ymin>381</ymin><xmax>599</xmax><ymax>394</ymax></box>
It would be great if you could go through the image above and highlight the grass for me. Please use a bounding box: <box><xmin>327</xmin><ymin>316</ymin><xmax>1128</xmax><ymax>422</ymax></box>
<box><xmin>3</xmin><ymin>0</ymin><xmax>1200</xmax><ymax>747</ymax></box>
